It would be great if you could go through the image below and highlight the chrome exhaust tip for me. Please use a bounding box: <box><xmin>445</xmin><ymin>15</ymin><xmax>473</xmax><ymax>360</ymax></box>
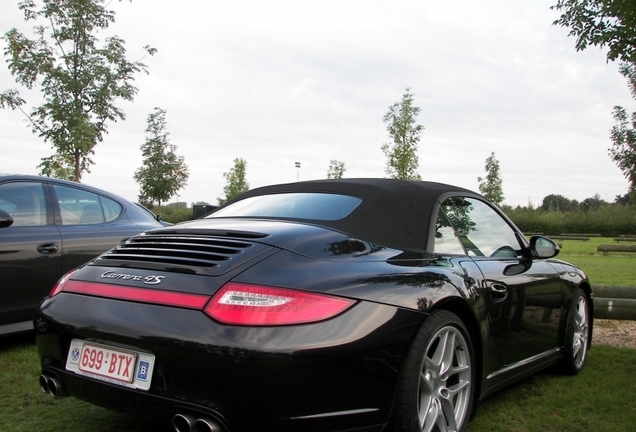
<box><xmin>194</xmin><ymin>417</ymin><xmax>223</xmax><ymax>432</ymax></box>
<box><xmin>38</xmin><ymin>374</ymin><xmax>69</xmax><ymax>398</ymax></box>
<box><xmin>173</xmin><ymin>413</ymin><xmax>196</xmax><ymax>432</ymax></box>
<box><xmin>173</xmin><ymin>413</ymin><xmax>224</xmax><ymax>432</ymax></box>
<box><xmin>47</xmin><ymin>376</ymin><xmax>69</xmax><ymax>398</ymax></box>
<box><xmin>38</xmin><ymin>374</ymin><xmax>50</xmax><ymax>394</ymax></box>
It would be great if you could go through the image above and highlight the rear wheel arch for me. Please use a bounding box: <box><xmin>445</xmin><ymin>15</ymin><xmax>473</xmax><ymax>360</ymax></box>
<box><xmin>389</xmin><ymin>307</ymin><xmax>477</xmax><ymax>432</ymax></box>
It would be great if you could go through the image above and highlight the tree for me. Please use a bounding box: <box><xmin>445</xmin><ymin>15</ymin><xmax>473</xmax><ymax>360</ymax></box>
<box><xmin>552</xmin><ymin>1</ymin><xmax>636</xmax><ymax>198</ymax></box>
<box><xmin>615</xmin><ymin>192</ymin><xmax>633</xmax><ymax>205</ymax></box>
<box><xmin>477</xmin><ymin>152</ymin><xmax>504</xmax><ymax>206</ymax></box>
<box><xmin>551</xmin><ymin>0</ymin><xmax>636</xmax><ymax>64</ymax></box>
<box><xmin>381</xmin><ymin>88</ymin><xmax>424</xmax><ymax>180</ymax></box>
<box><xmin>541</xmin><ymin>194</ymin><xmax>575</xmax><ymax>212</ymax></box>
<box><xmin>134</xmin><ymin>108</ymin><xmax>189</xmax><ymax>209</ymax></box>
<box><xmin>0</xmin><ymin>0</ymin><xmax>156</xmax><ymax>182</ymax></box>
<box><xmin>580</xmin><ymin>193</ymin><xmax>607</xmax><ymax>211</ymax></box>
<box><xmin>610</xmin><ymin>105</ymin><xmax>636</xmax><ymax>200</ymax></box>
<box><xmin>218</xmin><ymin>158</ymin><xmax>249</xmax><ymax>206</ymax></box>
<box><xmin>327</xmin><ymin>160</ymin><xmax>346</xmax><ymax>179</ymax></box>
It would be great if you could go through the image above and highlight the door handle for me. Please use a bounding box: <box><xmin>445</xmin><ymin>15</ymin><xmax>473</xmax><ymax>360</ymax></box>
<box><xmin>37</xmin><ymin>242</ymin><xmax>59</xmax><ymax>255</ymax></box>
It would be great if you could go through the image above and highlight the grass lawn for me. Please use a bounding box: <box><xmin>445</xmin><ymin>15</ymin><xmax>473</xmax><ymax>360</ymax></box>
<box><xmin>544</xmin><ymin>237</ymin><xmax>636</xmax><ymax>286</ymax></box>
<box><xmin>2</xmin><ymin>333</ymin><xmax>635</xmax><ymax>432</ymax></box>
<box><xmin>468</xmin><ymin>344</ymin><xmax>636</xmax><ymax>432</ymax></box>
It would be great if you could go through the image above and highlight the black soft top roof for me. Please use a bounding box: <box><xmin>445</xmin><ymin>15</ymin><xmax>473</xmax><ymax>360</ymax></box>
<box><xmin>229</xmin><ymin>178</ymin><xmax>479</xmax><ymax>252</ymax></box>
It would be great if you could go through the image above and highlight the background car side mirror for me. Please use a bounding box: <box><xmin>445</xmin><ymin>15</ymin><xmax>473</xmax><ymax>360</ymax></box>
<box><xmin>529</xmin><ymin>235</ymin><xmax>560</xmax><ymax>259</ymax></box>
<box><xmin>0</xmin><ymin>208</ymin><xmax>14</xmax><ymax>228</ymax></box>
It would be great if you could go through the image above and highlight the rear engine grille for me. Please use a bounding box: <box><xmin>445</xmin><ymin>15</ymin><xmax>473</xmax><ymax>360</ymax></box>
<box><xmin>93</xmin><ymin>231</ymin><xmax>272</xmax><ymax>276</ymax></box>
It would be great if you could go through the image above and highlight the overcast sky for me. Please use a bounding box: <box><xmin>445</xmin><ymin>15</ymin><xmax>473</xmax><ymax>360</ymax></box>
<box><xmin>0</xmin><ymin>0</ymin><xmax>633</xmax><ymax>207</ymax></box>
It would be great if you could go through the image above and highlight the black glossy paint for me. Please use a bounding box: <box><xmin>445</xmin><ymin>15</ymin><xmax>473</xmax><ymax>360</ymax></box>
<box><xmin>34</xmin><ymin>179</ymin><xmax>593</xmax><ymax>431</ymax></box>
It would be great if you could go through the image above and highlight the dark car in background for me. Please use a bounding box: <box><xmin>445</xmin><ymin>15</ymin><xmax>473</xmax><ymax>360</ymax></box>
<box><xmin>35</xmin><ymin>179</ymin><xmax>592</xmax><ymax>432</ymax></box>
<box><xmin>0</xmin><ymin>174</ymin><xmax>168</xmax><ymax>335</ymax></box>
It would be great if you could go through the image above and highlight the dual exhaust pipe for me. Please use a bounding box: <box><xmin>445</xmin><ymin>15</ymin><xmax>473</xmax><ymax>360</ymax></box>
<box><xmin>173</xmin><ymin>413</ymin><xmax>224</xmax><ymax>432</ymax></box>
<box><xmin>39</xmin><ymin>374</ymin><xmax>69</xmax><ymax>398</ymax></box>
<box><xmin>40</xmin><ymin>374</ymin><xmax>223</xmax><ymax>432</ymax></box>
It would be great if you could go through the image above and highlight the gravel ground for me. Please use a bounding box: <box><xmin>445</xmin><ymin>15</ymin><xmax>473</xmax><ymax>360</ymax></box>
<box><xmin>593</xmin><ymin>319</ymin><xmax>636</xmax><ymax>349</ymax></box>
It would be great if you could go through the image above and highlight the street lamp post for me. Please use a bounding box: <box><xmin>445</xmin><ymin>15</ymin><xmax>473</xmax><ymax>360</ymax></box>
<box><xmin>295</xmin><ymin>162</ymin><xmax>301</xmax><ymax>182</ymax></box>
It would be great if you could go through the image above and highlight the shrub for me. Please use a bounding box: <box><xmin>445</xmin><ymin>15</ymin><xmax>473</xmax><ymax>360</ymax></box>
<box><xmin>504</xmin><ymin>205</ymin><xmax>636</xmax><ymax>236</ymax></box>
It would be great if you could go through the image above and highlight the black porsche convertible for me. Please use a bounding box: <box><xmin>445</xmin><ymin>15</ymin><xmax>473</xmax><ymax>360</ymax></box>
<box><xmin>35</xmin><ymin>178</ymin><xmax>592</xmax><ymax>432</ymax></box>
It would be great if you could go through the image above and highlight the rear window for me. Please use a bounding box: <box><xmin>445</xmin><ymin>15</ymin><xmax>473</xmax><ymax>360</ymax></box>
<box><xmin>210</xmin><ymin>193</ymin><xmax>361</xmax><ymax>221</ymax></box>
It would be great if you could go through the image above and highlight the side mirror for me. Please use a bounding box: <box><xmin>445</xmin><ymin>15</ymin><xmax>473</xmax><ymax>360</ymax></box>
<box><xmin>529</xmin><ymin>236</ymin><xmax>560</xmax><ymax>259</ymax></box>
<box><xmin>0</xmin><ymin>209</ymin><xmax>14</xmax><ymax>228</ymax></box>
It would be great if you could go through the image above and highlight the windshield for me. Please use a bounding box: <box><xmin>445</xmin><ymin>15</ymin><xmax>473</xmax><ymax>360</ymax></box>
<box><xmin>209</xmin><ymin>193</ymin><xmax>361</xmax><ymax>221</ymax></box>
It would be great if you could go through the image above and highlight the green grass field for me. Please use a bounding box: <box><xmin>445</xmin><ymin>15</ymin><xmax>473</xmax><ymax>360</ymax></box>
<box><xmin>543</xmin><ymin>237</ymin><xmax>636</xmax><ymax>286</ymax></box>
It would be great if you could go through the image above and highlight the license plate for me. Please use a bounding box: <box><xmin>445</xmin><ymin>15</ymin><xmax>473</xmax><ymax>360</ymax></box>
<box><xmin>78</xmin><ymin>343</ymin><xmax>136</xmax><ymax>383</ymax></box>
<box><xmin>66</xmin><ymin>339</ymin><xmax>155</xmax><ymax>391</ymax></box>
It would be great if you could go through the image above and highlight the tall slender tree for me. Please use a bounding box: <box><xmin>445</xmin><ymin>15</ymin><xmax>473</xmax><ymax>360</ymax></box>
<box><xmin>0</xmin><ymin>0</ymin><xmax>156</xmax><ymax>181</ymax></box>
<box><xmin>218</xmin><ymin>158</ymin><xmax>249</xmax><ymax>206</ymax></box>
<box><xmin>477</xmin><ymin>152</ymin><xmax>504</xmax><ymax>206</ymax></box>
<box><xmin>381</xmin><ymin>88</ymin><xmax>424</xmax><ymax>181</ymax></box>
<box><xmin>134</xmin><ymin>108</ymin><xmax>189</xmax><ymax>209</ymax></box>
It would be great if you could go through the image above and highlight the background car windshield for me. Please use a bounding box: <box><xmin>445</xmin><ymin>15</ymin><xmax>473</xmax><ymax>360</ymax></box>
<box><xmin>210</xmin><ymin>193</ymin><xmax>362</xmax><ymax>221</ymax></box>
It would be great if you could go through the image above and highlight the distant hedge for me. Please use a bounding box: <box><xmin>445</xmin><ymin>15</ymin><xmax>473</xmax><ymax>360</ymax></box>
<box><xmin>504</xmin><ymin>205</ymin><xmax>636</xmax><ymax>237</ymax></box>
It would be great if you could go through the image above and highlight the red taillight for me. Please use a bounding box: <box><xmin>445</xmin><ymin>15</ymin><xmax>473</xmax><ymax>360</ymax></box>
<box><xmin>204</xmin><ymin>283</ymin><xmax>355</xmax><ymax>326</ymax></box>
<box><xmin>49</xmin><ymin>269</ymin><xmax>78</xmax><ymax>297</ymax></box>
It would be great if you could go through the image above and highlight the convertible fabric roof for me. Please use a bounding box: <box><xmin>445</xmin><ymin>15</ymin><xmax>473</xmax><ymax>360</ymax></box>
<box><xmin>230</xmin><ymin>178</ymin><xmax>478</xmax><ymax>252</ymax></box>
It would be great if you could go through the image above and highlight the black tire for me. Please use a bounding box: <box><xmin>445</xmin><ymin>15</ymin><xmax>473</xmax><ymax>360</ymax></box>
<box><xmin>560</xmin><ymin>288</ymin><xmax>591</xmax><ymax>375</ymax></box>
<box><xmin>390</xmin><ymin>310</ymin><xmax>475</xmax><ymax>432</ymax></box>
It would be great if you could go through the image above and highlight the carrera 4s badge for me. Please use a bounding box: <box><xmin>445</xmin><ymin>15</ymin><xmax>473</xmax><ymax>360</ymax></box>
<box><xmin>101</xmin><ymin>271</ymin><xmax>165</xmax><ymax>285</ymax></box>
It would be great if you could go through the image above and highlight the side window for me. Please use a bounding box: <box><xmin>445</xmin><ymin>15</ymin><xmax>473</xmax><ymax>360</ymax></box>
<box><xmin>0</xmin><ymin>182</ymin><xmax>47</xmax><ymax>226</ymax></box>
<box><xmin>101</xmin><ymin>196</ymin><xmax>123</xmax><ymax>222</ymax></box>
<box><xmin>434</xmin><ymin>209</ymin><xmax>466</xmax><ymax>255</ymax></box>
<box><xmin>441</xmin><ymin>197</ymin><xmax>521</xmax><ymax>258</ymax></box>
<box><xmin>53</xmin><ymin>185</ymin><xmax>122</xmax><ymax>225</ymax></box>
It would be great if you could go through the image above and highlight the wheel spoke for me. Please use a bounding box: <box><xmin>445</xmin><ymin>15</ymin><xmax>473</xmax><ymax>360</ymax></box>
<box><xmin>429</xmin><ymin>331</ymin><xmax>450</xmax><ymax>371</ymax></box>
<box><xmin>418</xmin><ymin>370</ymin><xmax>435</xmax><ymax>426</ymax></box>
<box><xmin>439</xmin><ymin>331</ymin><xmax>457</xmax><ymax>377</ymax></box>
<box><xmin>421</xmin><ymin>399</ymin><xmax>441</xmax><ymax>432</ymax></box>
<box><xmin>442</xmin><ymin>363</ymin><xmax>470</xmax><ymax>382</ymax></box>
<box><xmin>439</xmin><ymin>394</ymin><xmax>458</xmax><ymax>431</ymax></box>
<box><xmin>447</xmin><ymin>379</ymin><xmax>470</xmax><ymax>396</ymax></box>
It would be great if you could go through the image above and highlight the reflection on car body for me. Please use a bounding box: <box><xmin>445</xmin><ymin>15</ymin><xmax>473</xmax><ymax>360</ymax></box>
<box><xmin>34</xmin><ymin>178</ymin><xmax>592</xmax><ymax>432</ymax></box>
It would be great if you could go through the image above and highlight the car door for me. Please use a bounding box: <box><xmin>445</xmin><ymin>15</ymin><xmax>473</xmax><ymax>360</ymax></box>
<box><xmin>0</xmin><ymin>180</ymin><xmax>62</xmax><ymax>332</ymax></box>
<box><xmin>440</xmin><ymin>196</ymin><xmax>564</xmax><ymax>366</ymax></box>
<box><xmin>50</xmin><ymin>184</ymin><xmax>144</xmax><ymax>271</ymax></box>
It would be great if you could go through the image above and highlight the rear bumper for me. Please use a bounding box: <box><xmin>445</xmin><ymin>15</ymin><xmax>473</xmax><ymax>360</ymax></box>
<box><xmin>36</xmin><ymin>292</ymin><xmax>423</xmax><ymax>432</ymax></box>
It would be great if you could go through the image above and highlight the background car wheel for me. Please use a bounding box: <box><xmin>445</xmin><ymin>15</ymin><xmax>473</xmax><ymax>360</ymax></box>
<box><xmin>390</xmin><ymin>310</ymin><xmax>475</xmax><ymax>432</ymax></box>
<box><xmin>560</xmin><ymin>288</ymin><xmax>591</xmax><ymax>375</ymax></box>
